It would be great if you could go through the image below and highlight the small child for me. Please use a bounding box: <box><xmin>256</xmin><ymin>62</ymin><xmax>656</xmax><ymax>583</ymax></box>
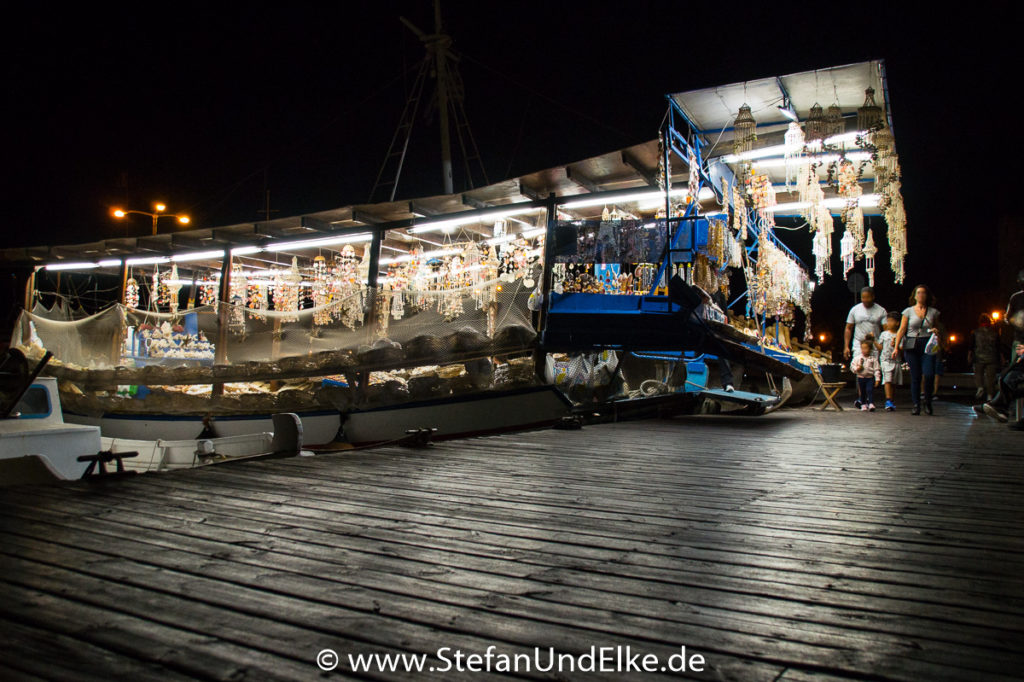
<box><xmin>877</xmin><ymin>313</ymin><xmax>902</xmax><ymax>411</ymax></box>
<box><xmin>851</xmin><ymin>338</ymin><xmax>882</xmax><ymax>411</ymax></box>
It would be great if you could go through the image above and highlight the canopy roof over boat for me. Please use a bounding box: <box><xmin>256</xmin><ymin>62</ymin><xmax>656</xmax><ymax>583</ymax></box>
<box><xmin>670</xmin><ymin>60</ymin><xmax>890</xmax><ymax>136</ymax></box>
<box><xmin>3</xmin><ymin>60</ymin><xmax>895</xmax><ymax>269</ymax></box>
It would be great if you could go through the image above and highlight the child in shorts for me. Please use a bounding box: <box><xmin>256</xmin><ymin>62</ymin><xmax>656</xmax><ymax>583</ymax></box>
<box><xmin>851</xmin><ymin>338</ymin><xmax>882</xmax><ymax>411</ymax></box>
<box><xmin>877</xmin><ymin>312</ymin><xmax>901</xmax><ymax>411</ymax></box>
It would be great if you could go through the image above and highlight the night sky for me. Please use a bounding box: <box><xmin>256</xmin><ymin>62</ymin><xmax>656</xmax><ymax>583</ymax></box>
<box><xmin>5</xmin><ymin>3</ymin><xmax>1020</xmax><ymax>365</ymax></box>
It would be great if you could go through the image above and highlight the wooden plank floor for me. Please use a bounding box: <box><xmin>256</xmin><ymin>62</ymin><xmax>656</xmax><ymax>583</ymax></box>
<box><xmin>2</xmin><ymin>395</ymin><xmax>1023</xmax><ymax>681</ymax></box>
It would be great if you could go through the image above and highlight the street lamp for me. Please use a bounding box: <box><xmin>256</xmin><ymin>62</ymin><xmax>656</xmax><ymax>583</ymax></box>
<box><xmin>112</xmin><ymin>202</ymin><xmax>190</xmax><ymax>235</ymax></box>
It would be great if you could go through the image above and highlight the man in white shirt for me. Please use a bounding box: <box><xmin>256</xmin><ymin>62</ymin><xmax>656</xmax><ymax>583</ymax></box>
<box><xmin>844</xmin><ymin>287</ymin><xmax>887</xmax><ymax>361</ymax></box>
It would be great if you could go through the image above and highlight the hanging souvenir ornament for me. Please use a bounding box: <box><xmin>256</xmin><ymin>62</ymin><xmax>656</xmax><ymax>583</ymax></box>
<box><xmin>167</xmin><ymin>264</ymin><xmax>181</xmax><ymax>315</ymax></box>
<box><xmin>813</xmin><ymin>210</ymin><xmax>833</xmax><ymax>282</ymax></box>
<box><xmin>825</xmin><ymin>103</ymin><xmax>844</xmax><ymax>140</ymax></box>
<box><xmin>656</xmin><ymin>136</ymin><xmax>670</xmax><ymax>193</ymax></box>
<box><xmin>688</xmin><ymin>151</ymin><xmax>700</xmax><ymax>206</ymax></box>
<box><xmin>783</xmin><ymin>121</ymin><xmax>806</xmax><ymax>191</ymax></box>
<box><xmin>804</xmin><ymin>103</ymin><xmax>826</xmax><ymax>143</ymax></box>
<box><xmin>840</xmin><ymin>229</ymin><xmax>856</xmax><ymax>279</ymax></box>
<box><xmin>272</xmin><ymin>257</ymin><xmax>301</xmax><ymax>322</ymax></box>
<box><xmin>837</xmin><ymin>159</ymin><xmax>865</xmax><ymax>257</ymax></box>
<box><xmin>336</xmin><ymin>244</ymin><xmax>363</xmax><ymax>328</ymax></box>
<box><xmin>312</xmin><ymin>255</ymin><xmax>331</xmax><ymax>326</ymax></box>
<box><xmin>857</xmin><ymin>87</ymin><xmax>884</xmax><ymax>133</ymax></box>
<box><xmin>199</xmin><ymin>280</ymin><xmax>218</xmax><ymax>307</ymax></box>
<box><xmin>732</xmin><ymin>104</ymin><xmax>756</xmax><ymax>155</ymax></box>
<box><xmin>730</xmin><ymin>181</ymin><xmax>748</xmax><ymax>241</ymax></box>
<box><xmin>124</xmin><ymin>277</ymin><xmax>139</xmax><ymax>308</ymax></box>
<box><xmin>228</xmin><ymin>263</ymin><xmax>247</xmax><ymax>333</ymax></box>
<box><xmin>247</xmin><ymin>279</ymin><xmax>268</xmax><ymax>321</ymax></box>
<box><xmin>863</xmin><ymin>229</ymin><xmax>878</xmax><ymax>287</ymax></box>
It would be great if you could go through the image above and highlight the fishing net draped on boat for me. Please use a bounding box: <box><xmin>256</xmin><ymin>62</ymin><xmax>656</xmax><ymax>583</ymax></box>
<box><xmin>11</xmin><ymin>277</ymin><xmax>538</xmax><ymax>384</ymax></box>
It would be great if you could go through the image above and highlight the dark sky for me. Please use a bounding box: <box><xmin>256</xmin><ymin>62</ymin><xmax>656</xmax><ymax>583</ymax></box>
<box><xmin>5</xmin><ymin>2</ymin><xmax>1019</xmax><ymax>353</ymax></box>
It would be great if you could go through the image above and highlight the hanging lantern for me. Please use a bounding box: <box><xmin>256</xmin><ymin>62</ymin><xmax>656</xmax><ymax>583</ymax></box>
<box><xmin>863</xmin><ymin>229</ymin><xmax>878</xmax><ymax>287</ymax></box>
<box><xmin>732</xmin><ymin>104</ymin><xmax>757</xmax><ymax>155</ymax></box>
<box><xmin>124</xmin><ymin>277</ymin><xmax>139</xmax><ymax>309</ymax></box>
<box><xmin>804</xmin><ymin>103</ymin><xmax>826</xmax><ymax>142</ymax></box>
<box><xmin>857</xmin><ymin>87</ymin><xmax>884</xmax><ymax>133</ymax></box>
<box><xmin>825</xmin><ymin>103</ymin><xmax>844</xmax><ymax>139</ymax></box>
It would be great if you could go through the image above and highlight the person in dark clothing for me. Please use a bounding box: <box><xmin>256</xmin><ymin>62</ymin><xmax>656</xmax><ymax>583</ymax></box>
<box><xmin>1005</xmin><ymin>269</ymin><xmax>1024</xmax><ymax>360</ymax></box>
<box><xmin>969</xmin><ymin>314</ymin><xmax>1002</xmax><ymax>401</ymax></box>
<box><xmin>977</xmin><ymin>343</ymin><xmax>1024</xmax><ymax>426</ymax></box>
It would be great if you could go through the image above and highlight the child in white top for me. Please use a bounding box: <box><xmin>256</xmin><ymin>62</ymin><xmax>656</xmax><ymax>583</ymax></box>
<box><xmin>851</xmin><ymin>338</ymin><xmax>882</xmax><ymax>411</ymax></box>
<box><xmin>877</xmin><ymin>313</ymin><xmax>902</xmax><ymax>411</ymax></box>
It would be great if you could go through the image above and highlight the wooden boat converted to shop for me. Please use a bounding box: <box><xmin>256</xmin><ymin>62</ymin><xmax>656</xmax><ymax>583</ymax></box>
<box><xmin>3</xmin><ymin>62</ymin><xmax>907</xmax><ymax>440</ymax></box>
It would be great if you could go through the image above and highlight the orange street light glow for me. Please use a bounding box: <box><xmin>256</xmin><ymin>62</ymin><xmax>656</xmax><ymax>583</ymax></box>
<box><xmin>178</xmin><ymin>216</ymin><xmax>190</xmax><ymax>224</ymax></box>
<box><xmin>991</xmin><ymin>311</ymin><xmax>1002</xmax><ymax>321</ymax></box>
<box><xmin>155</xmin><ymin>203</ymin><xmax>166</xmax><ymax>212</ymax></box>
<box><xmin>818</xmin><ymin>333</ymin><xmax>826</xmax><ymax>342</ymax></box>
<box><xmin>113</xmin><ymin>209</ymin><xmax>126</xmax><ymax>218</ymax></box>
<box><xmin>948</xmin><ymin>334</ymin><xmax>957</xmax><ymax>343</ymax></box>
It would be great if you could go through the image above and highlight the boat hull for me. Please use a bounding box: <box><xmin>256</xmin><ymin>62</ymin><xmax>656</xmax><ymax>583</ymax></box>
<box><xmin>65</xmin><ymin>409</ymin><xmax>341</xmax><ymax>446</ymax></box>
<box><xmin>343</xmin><ymin>385</ymin><xmax>571</xmax><ymax>446</ymax></box>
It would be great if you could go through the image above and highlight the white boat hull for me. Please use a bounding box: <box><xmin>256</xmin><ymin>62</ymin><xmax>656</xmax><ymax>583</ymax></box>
<box><xmin>65</xmin><ymin>410</ymin><xmax>341</xmax><ymax>446</ymax></box>
<box><xmin>343</xmin><ymin>385</ymin><xmax>571</xmax><ymax>445</ymax></box>
<box><xmin>1</xmin><ymin>378</ymin><xmax>103</xmax><ymax>483</ymax></box>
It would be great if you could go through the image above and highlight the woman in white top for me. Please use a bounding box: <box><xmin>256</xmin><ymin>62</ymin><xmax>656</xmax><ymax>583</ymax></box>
<box><xmin>892</xmin><ymin>284</ymin><xmax>941</xmax><ymax>415</ymax></box>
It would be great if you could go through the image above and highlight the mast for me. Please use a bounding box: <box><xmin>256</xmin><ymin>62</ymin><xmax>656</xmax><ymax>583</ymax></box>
<box><xmin>433</xmin><ymin>0</ymin><xmax>453</xmax><ymax>194</ymax></box>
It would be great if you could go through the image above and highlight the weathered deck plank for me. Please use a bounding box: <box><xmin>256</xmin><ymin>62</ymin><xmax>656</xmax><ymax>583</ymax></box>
<box><xmin>1</xmin><ymin>400</ymin><xmax>1022</xmax><ymax>680</ymax></box>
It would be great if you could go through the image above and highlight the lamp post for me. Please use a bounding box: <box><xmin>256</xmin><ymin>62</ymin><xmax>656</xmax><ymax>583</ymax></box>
<box><xmin>113</xmin><ymin>202</ymin><xmax>190</xmax><ymax>235</ymax></box>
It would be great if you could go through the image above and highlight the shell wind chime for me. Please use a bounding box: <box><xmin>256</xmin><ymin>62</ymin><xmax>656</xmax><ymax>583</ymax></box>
<box><xmin>840</xmin><ymin>228</ymin><xmax>856</xmax><ymax>278</ymax></box>
<box><xmin>272</xmin><ymin>257</ymin><xmax>302</xmax><ymax>323</ymax></box>
<box><xmin>856</xmin><ymin>86</ymin><xmax>907</xmax><ymax>284</ymax></box>
<box><xmin>813</xmin><ymin>209</ymin><xmax>833</xmax><ymax>282</ymax></box>
<box><xmin>687</xmin><ymin>151</ymin><xmax>700</xmax><ymax>206</ymax></box>
<box><xmin>246</xmin><ymin>279</ymin><xmax>268</xmax><ymax>320</ymax></box>
<box><xmin>229</xmin><ymin>263</ymin><xmax>248</xmax><ymax>333</ymax></box>
<box><xmin>863</xmin><ymin>229</ymin><xmax>878</xmax><ymax>286</ymax></box>
<box><xmin>857</xmin><ymin>87</ymin><xmax>885</xmax><ymax>133</ymax></box>
<box><xmin>825</xmin><ymin>103</ymin><xmax>844</xmax><ymax>139</ymax></box>
<box><xmin>731</xmin><ymin>181</ymin><xmax>748</xmax><ymax>241</ymax></box>
<box><xmin>804</xmin><ymin>103</ymin><xmax>826</xmax><ymax>143</ymax></box>
<box><xmin>784</xmin><ymin>121</ymin><xmax>806</xmax><ymax>191</ymax></box>
<box><xmin>336</xmin><ymin>244</ymin><xmax>364</xmax><ymax>329</ymax></box>
<box><xmin>199</xmin><ymin>281</ymin><xmax>218</xmax><ymax>307</ymax></box>
<box><xmin>837</xmin><ymin>159</ymin><xmax>865</xmax><ymax>267</ymax></box>
<box><xmin>732</xmin><ymin>104</ymin><xmax>757</xmax><ymax>156</ymax></box>
<box><xmin>166</xmin><ymin>265</ymin><xmax>181</xmax><ymax>314</ymax></box>
<box><xmin>312</xmin><ymin>255</ymin><xmax>331</xmax><ymax>326</ymax></box>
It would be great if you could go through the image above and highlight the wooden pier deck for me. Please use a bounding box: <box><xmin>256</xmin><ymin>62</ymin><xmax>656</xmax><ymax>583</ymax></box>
<box><xmin>2</xmin><ymin>398</ymin><xmax>1023</xmax><ymax>681</ymax></box>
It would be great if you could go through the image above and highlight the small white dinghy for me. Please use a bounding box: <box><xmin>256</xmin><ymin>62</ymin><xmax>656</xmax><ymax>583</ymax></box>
<box><xmin>2</xmin><ymin>365</ymin><xmax>305</xmax><ymax>486</ymax></box>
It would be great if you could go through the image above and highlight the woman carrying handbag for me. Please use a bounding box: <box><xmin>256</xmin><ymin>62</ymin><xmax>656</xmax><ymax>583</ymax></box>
<box><xmin>892</xmin><ymin>284</ymin><xmax>942</xmax><ymax>415</ymax></box>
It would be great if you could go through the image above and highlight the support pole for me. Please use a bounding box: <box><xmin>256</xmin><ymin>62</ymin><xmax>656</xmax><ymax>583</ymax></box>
<box><xmin>364</xmin><ymin>229</ymin><xmax>383</xmax><ymax>333</ymax></box>
<box><xmin>534</xmin><ymin>195</ymin><xmax>556</xmax><ymax>382</ymax></box>
<box><xmin>212</xmin><ymin>253</ymin><xmax>233</xmax><ymax>397</ymax></box>
<box><xmin>23</xmin><ymin>267</ymin><xmax>38</xmax><ymax>311</ymax></box>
